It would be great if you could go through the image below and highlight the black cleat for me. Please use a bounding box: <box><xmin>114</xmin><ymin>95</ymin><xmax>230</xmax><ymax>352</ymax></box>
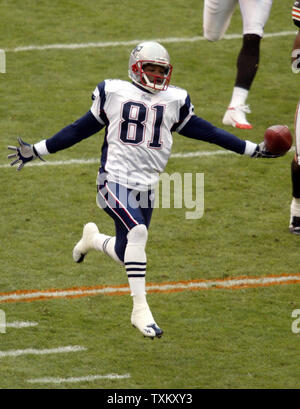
<box><xmin>76</xmin><ymin>253</ymin><xmax>86</xmax><ymax>263</ymax></box>
<box><xmin>289</xmin><ymin>216</ymin><xmax>300</xmax><ymax>235</ymax></box>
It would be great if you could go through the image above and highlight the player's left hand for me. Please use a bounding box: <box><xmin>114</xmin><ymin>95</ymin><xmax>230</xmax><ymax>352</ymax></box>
<box><xmin>251</xmin><ymin>142</ymin><xmax>283</xmax><ymax>159</ymax></box>
<box><xmin>7</xmin><ymin>137</ymin><xmax>45</xmax><ymax>170</ymax></box>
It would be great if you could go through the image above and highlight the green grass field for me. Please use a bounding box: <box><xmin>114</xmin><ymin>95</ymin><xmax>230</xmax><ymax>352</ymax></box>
<box><xmin>1</xmin><ymin>0</ymin><xmax>300</xmax><ymax>391</ymax></box>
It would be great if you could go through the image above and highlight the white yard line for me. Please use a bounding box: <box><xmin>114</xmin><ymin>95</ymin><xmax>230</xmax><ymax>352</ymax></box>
<box><xmin>0</xmin><ymin>150</ymin><xmax>234</xmax><ymax>169</ymax></box>
<box><xmin>0</xmin><ymin>345</ymin><xmax>86</xmax><ymax>358</ymax></box>
<box><xmin>151</xmin><ymin>275</ymin><xmax>300</xmax><ymax>290</ymax></box>
<box><xmin>27</xmin><ymin>373</ymin><xmax>131</xmax><ymax>384</ymax></box>
<box><xmin>1</xmin><ymin>274</ymin><xmax>300</xmax><ymax>304</ymax></box>
<box><xmin>5</xmin><ymin>31</ymin><xmax>296</xmax><ymax>52</ymax></box>
<box><xmin>1</xmin><ymin>148</ymin><xmax>294</xmax><ymax>169</ymax></box>
<box><xmin>0</xmin><ymin>321</ymin><xmax>38</xmax><ymax>328</ymax></box>
<box><xmin>0</xmin><ymin>286</ymin><xmax>130</xmax><ymax>303</ymax></box>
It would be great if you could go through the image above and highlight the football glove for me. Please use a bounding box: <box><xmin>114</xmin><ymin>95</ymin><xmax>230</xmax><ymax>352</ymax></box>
<box><xmin>251</xmin><ymin>142</ymin><xmax>282</xmax><ymax>158</ymax></box>
<box><xmin>7</xmin><ymin>137</ymin><xmax>45</xmax><ymax>170</ymax></box>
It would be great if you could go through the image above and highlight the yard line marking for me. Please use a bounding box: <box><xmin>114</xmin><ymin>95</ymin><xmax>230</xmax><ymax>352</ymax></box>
<box><xmin>0</xmin><ymin>345</ymin><xmax>86</xmax><ymax>358</ymax></box>
<box><xmin>5</xmin><ymin>31</ymin><xmax>296</xmax><ymax>52</ymax></box>
<box><xmin>0</xmin><ymin>157</ymin><xmax>101</xmax><ymax>168</ymax></box>
<box><xmin>0</xmin><ymin>273</ymin><xmax>300</xmax><ymax>304</ymax></box>
<box><xmin>1</xmin><ymin>150</ymin><xmax>231</xmax><ymax>169</ymax></box>
<box><xmin>0</xmin><ymin>285</ymin><xmax>131</xmax><ymax>303</ymax></box>
<box><xmin>0</xmin><ymin>147</ymin><xmax>295</xmax><ymax>169</ymax></box>
<box><xmin>0</xmin><ymin>321</ymin><xmax>38</xmax><ymax>328</ymax></box>
<box><xmin>27</xmin><ymin>373</ymin><xmax>131</xmax><ymax>384</ymax></box>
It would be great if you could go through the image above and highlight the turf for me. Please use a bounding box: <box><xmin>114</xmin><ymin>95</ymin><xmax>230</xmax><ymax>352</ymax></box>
<box><xmin>0</xmin><ymin>0</ymin><xmax>300</xmax><ymax>390</ymax></box>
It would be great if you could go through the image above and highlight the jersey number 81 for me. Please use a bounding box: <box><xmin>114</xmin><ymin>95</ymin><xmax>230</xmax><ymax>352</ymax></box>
<box><xmin>119</xmin><ymin>101</ymin><xmax>165</xmax><ymax>149</ymax></box>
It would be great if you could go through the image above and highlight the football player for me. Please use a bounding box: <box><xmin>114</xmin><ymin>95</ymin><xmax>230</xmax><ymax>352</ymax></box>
<box><xmin>203</xmin><ymin>0</ymin><xmax>273</xmax><ymax>129</ymax></box>
<box><xmin>8</xmin><ymin>41</ymin><xmax>281</xmax><ymax>339</ymax></box>
<box><xmin>289</xmin><ymin>1</ymin><xmax>300</xmax><ymax>234</ymax></box>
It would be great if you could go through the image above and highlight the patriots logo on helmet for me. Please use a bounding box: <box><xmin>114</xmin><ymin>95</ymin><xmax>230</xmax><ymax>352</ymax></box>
<box><xmin>132</xmin><ymin>46</ymin><xmax>143</xmax><ymax>56</ymax></box>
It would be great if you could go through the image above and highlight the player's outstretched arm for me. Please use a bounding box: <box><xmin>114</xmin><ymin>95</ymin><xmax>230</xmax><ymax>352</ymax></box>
<box><xmin>7</xmin><ymin>111</ymin><xmax>104</xmax><ymax>171</ymax></box>
<box><xmin>179</xmin><ymin>115</ymin><xmax>283</xmax><ymax>158</ymax></box>
<box><xmin>8</xmin><ymin>137</ymin><xmax>45</xmax><ymax>171</ymax></box>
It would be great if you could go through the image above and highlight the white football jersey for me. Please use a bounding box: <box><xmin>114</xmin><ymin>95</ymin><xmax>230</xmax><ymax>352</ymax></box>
<box><xmin>91</xmin><ymin>79</ymin><xmax>194</xmax><ymax>191</ymax></box>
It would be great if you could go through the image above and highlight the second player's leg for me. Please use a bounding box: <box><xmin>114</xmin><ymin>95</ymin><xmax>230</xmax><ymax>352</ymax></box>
<box><xmin>223</xmin><ymin>0</ymin><xmax>273</xmax><ymax>129</ymax></box>
<box><xmin>203</xmin><ymin>0</ymin><xmax>237</xmax><ymax>41</ymax></box>
<box><xmin>290</xmin><ymin>101</ymin><xmax>300</xmax><ymax>234</ymax></box>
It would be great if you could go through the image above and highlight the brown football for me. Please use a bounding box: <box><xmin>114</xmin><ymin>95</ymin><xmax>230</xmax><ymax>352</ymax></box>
<box><xmin>264</xmin><ymin>125</ymin><xmax>293</xmax><ymax>155</ymax></box>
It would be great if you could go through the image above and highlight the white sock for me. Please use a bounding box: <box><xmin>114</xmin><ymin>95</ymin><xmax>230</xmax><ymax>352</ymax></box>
<box><xmin>124</xmin><ymin>225</ymin><xmax>148</xmax><ymax>301</ymax></box>
<box><xmin>93</xmin><ymin>234</ymin><xmax>123</xmax><ymax>265</ymax></box>
<box><xmin>291</xmin><ymin>197</ymin><xmax>300</xmax><ymax>217</ymax></box>
<box><xmin>129</xmin><ymin>279</ymin><xmax>147</xmax><ymax>301</ymax></box>
<box><xmin>125</xmin><ymin>244</ymin><xmax>147</xmax><ymax>298</ymax></box>
<box><xmin>229</xmin><ymin>87</ymin><xmax>249</xmax><ymax>107</ymax></box>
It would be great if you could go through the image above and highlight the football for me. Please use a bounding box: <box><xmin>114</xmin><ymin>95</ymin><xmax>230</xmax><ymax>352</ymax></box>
<box><xmin>264</xmin><ymin>125</ymin><xmax>293</xmax><ymax>155</ymax></box>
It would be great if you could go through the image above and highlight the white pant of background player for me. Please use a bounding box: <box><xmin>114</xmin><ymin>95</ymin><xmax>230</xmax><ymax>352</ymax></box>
<box><xmin>203</xmin><ymin>0</ymin><xmax>273</xmax><ymax>129</ymax></box>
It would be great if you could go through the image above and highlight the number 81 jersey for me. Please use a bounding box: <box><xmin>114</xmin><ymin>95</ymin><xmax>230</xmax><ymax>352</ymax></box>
<box><xmin>91</xmin><ymin>79</ymin><xmax>194</xmax><ymax>191</ymax></box>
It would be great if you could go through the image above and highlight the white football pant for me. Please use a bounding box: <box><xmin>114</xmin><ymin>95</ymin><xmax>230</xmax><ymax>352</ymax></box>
<box><xmin>203</xmin><ymin>0</ymin><xmax>273</xmax><ymax>41</ymax></box>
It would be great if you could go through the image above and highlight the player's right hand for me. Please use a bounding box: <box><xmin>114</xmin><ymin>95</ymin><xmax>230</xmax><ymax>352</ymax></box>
<box><xmin>7</xmin><ymin>137</ymin><xmax>45</xmax><ymax>171</ymax></box>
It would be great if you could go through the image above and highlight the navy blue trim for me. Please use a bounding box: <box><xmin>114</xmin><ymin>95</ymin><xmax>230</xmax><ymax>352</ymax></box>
<box><xmin>127</xmin><ymin>274</ymin><xmax>146</xmax><ymax>278</ymax></box>
<box><xmin>96</xmin><ymin>81</ymin><xmax>109</xmax><ymax>171</ymax></box>
<box><xmin>179</xmin><ymin>115</ymin><xmax>246</xmax><ymax>155</ymax></box>
<box><xmin>100</xmin><ymin>128</ymin><xmax>109</xmax><ymax>172</ymax></box>
<box><xmin>46</xmin><ymin>110</ymin><xmax>103</xmax><ymax>153</ymax></box>
<box><xmin>171</xmin><ymin>94</ymin><xmax>193</xmax><ymax>132</ymax></box>
<box><xmin>97</xmin><ymin>81</ymin><xmax>109</xmax><ymax>125</ymax></box>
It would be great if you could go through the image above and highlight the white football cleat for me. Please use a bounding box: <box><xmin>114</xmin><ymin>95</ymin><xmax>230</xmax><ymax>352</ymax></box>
<box><xmin>222</xmin><ymin>105</ymin><xmax>253</xmax><ymax>129</ymax></box>
<box><xmin>72</xmin><ymin>222</ymin><xmax>99</xmax><ymax>263</ymax></box>
<box><xmin>131</xmin><ymin>303</ymin><xmax>163</xmax><ymax>339</ymax></box>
